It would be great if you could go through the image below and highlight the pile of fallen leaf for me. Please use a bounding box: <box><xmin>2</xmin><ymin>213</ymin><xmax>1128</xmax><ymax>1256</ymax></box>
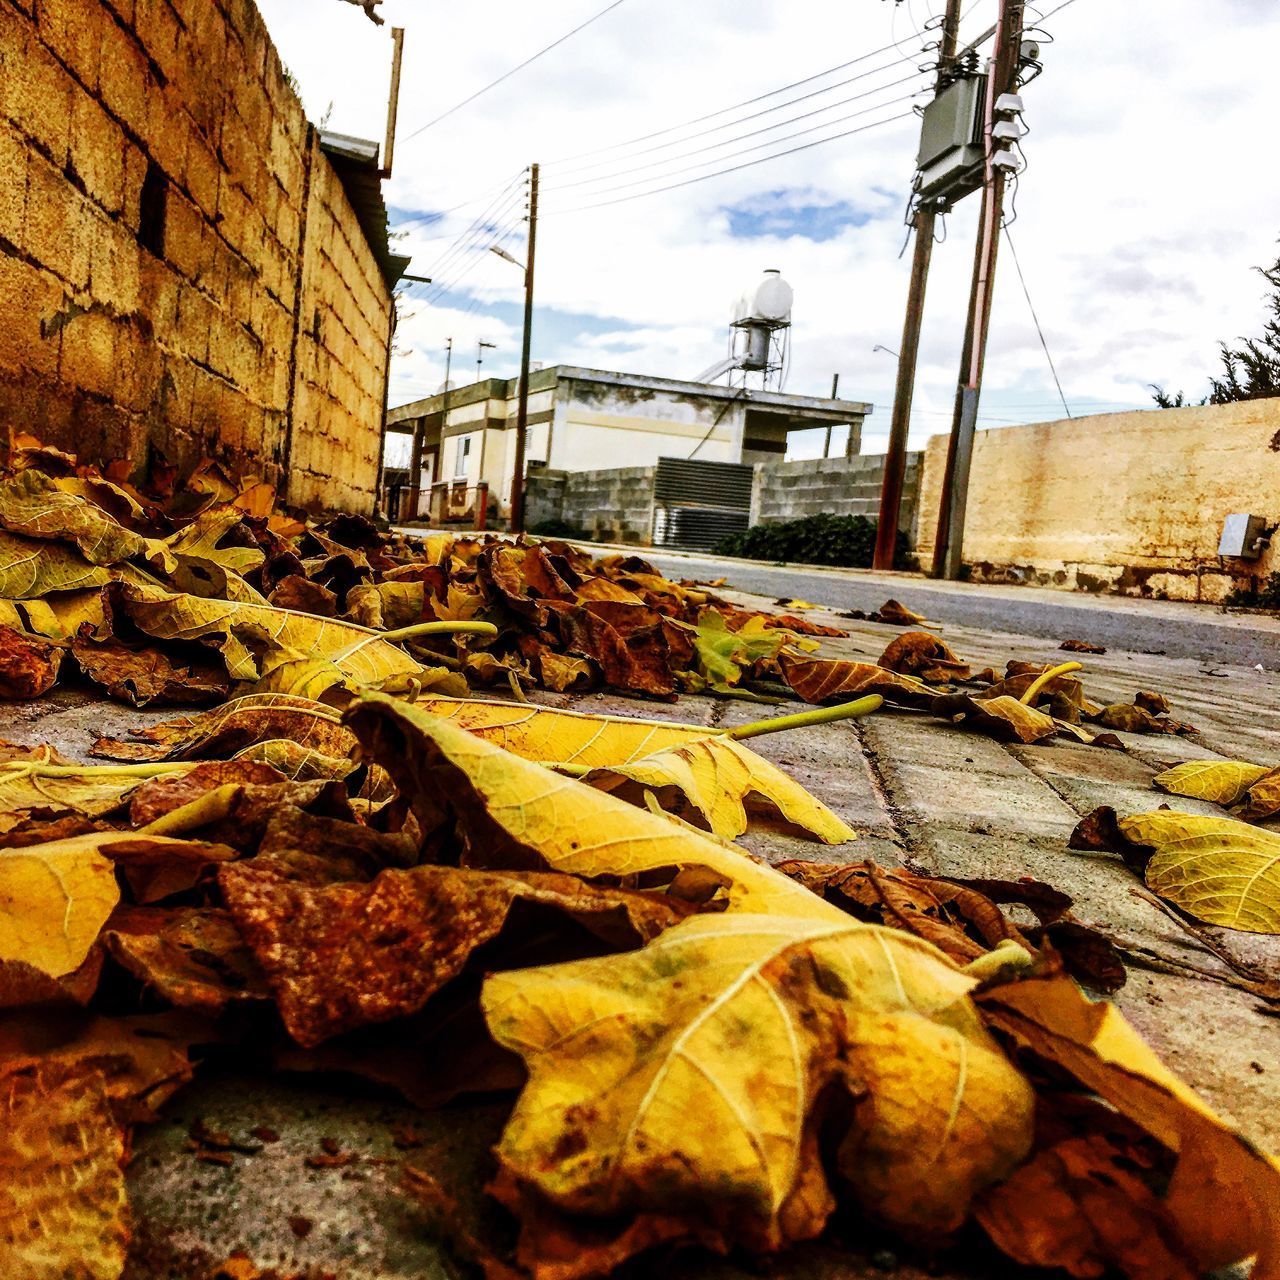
<box><xmin>3</xmin><ymin>435</ymin><xmax>1279</xmax><ymax>1280</ymax></box>
<box><xmin>3</xmin><ymin>690</ymin><xmax>1278</xmax><ymax>1280</ymax></box>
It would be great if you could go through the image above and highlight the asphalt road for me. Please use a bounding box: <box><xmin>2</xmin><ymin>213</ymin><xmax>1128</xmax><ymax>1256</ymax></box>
<box><xmin>641</xmin><ymin>552</ymin><xmax>1280</xmax><ymax>669</ymax></box>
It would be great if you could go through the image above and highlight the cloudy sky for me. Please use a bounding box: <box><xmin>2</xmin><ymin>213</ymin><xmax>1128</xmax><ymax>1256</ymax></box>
<box><xmin>258</xmin><ymin>0</ymin><xmax>1280</xmax><ymax>460</ymax></box>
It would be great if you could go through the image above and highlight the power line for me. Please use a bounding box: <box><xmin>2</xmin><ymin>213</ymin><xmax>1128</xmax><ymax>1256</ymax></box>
<box><xmin>402</xmin><ymin>0</ymin><xmax>633</xmax><ymax>141</ymax></box>
<box><xmin>554</xmin><ymin>68</ymin><xmax>929</xmax><ymax>191</ymax></box>
<box><xmin>391</xmin><ymin>169</ymin><xmax>527</xmax><ymax>233</ymax></box>
<box><xmin>416</xmin><ymin>181</ymin><xmax>527</xmax><ymax>288</ymax></box>
<box><xmin>549</xmin><ymin>89</ymin><xmax>927</xmax><ymax>203</ymax></box>
<box><xmin>546</xmin><ymin>110</ymin><xmax>915</xmax><ymax>215</ymax></box>
<box><xmin>550</xmin><ymin>50</ymin><xmax>927</xmax><ymax>178</ymax></box>
<box><xmin>1002</xmin><ymin>222</ymin><xmax>1072</xmax><ymax>419</ymax></box>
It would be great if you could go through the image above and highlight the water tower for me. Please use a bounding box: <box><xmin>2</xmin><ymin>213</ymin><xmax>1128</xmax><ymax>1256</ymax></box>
<box><xmin>696</xmin><ymin>269</ymin><xmax>794</xmax><ymax>390</ymax></box>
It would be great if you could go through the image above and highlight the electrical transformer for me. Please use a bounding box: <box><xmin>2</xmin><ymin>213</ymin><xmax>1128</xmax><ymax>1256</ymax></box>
<box><xmin>916</xmin><ymin>74</ymin><xmax>987</xmax><ymax>205</ymax></box>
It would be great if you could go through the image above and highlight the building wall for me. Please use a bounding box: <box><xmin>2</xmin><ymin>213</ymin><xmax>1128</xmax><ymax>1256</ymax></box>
<box><xmin>0</xmin><ymin>0</ymin><xmax>392</xmax><ymax>512</ymax></box>
<box><xmin>915</xmin><ymin>400</ymin><xmax>1280</xmax><ymax>601</ymax></box>
<box><xmin>287</xmin><ymin>137</ymin><xmax>394</xmax><ymax>513</ymax></box>
<box><xmin>525</xmin><ymin>465</ymin><xmax>656</xmax><ymax>543</ymax></box>
<box><xmin>752</xmin><ymin>453</ymin><xmax>920</xmax><ymax>531</ymax></box>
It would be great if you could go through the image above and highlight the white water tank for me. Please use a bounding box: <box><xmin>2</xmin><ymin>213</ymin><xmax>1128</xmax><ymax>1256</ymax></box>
<box><xmin>734</xmin><ymin>269</ymin><xmax>793</xmax><ymax>324</ymax></box>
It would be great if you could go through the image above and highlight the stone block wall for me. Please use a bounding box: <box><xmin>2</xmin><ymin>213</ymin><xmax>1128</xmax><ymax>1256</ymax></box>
<box><xmin>525</xmin><ymin>466</ymin><xmax>656</xmax><ymax>544</ymax></box>
<box><xmin>914</xmin><ymin>399</ymin><xmax>1280</xmax><ymax>602</ymax></box>
<box><xmin>0</xmin><ymin>0</ymin><xmax>392</xmax><ymax>513</ymax></box>
<box><xmin>288</xmin><ymin>141</ymin><xmax>392</xmax><ymax>513</ymax></box>
<box><xmin>751</xmin><ymin>453</ymin><xmax>920</xmax><ymax>532</ymax></box>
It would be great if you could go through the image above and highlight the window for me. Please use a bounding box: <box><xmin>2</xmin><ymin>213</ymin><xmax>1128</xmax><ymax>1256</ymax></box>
<box><xmin>454</xmin><ymin>435</ymin><xmax>472</xmax><ymax>479</ymax></box>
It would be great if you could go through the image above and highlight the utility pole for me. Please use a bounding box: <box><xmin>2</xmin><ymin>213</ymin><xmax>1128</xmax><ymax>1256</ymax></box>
<box><xmin>380</xmin><ymin>27</ymin><xmax>405</xmax><ymax>178</ymax></box>
<box><xmin>476</xmin><ymin>340</ymin><xmax>496</xmax><ymax>382</ymax></box>
<box><xmin>509</xmin><ymin>162</ymin><xmax>539</xmax><ymax>535</ymax></box>
<box><xmin>931</xmin><ymin>0</ymin><xmax>1026</xmax><ymax>578</ymax></box>
<box><xmin>823</xmin><ymin>373</ymin><xmax>839</xmax><ymax>458</ymax></box>
<box><xmin>872</xmin><ymin>0</ymin><xmax>963</xmax><ymax>572</ymax></box>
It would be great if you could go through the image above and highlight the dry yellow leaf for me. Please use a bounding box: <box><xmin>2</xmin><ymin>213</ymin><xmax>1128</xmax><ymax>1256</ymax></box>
<box><xmin>0</xmin><ymin>529</ymin><xmax>113</xmax><ymax>598</ymax></box>
<box><xmin>0</xmin><ymin>1064</ymin><xmax>128</xmax><ymax>1280</ymax></box>
<box><xmin>413</xmin><ymin>695</ymin><xmax>721</xmax><ymax>767</ymax></box>
<box><xmin>484</xmin><ymin>913</ymin><xmax>1033</xmax><ymax>1252</ymax></box>
<box><xmin>0</xmin><ymin>835</ymin><xmax>121</xmax><ymax>978</ymax></box>
<box><xmin>1120</xmin><ymin>810</ymin><xmax>1280</xmax><ymax>933</ymax></box>
<box><xmin>982</xmin><ymin>974</ymin><xmax>1280</xmax><ymax>1278</ymax></box>
<box><xmin>0</xmin><ymin>761</ymin><xmax>157</xmax><ymax>818</ymax></box>
<box><xmin>1153</xmin><ymin>759</ymin><xmax>1272</xmax><ymax>806</ymax></box>
<box><xmin>0</xmin><ymin>468</ymin><xmax>153</xmax><ymax>565</ymax></box>
<box><xmin>575</xmin><ymin>734</ymin><xmax>856</xmax><ymax>844</ymax></box>
<box><xmin>114</xmin><ymin>583</ymin><xmax>427</xmax><ymax>685</ymax></box>
<box><xmin>347</xmin><ymin>694</ymin><xmax>824</xmax><ymax>916</ymax></box>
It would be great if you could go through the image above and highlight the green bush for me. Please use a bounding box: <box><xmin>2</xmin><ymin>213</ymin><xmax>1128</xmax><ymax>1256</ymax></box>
<box><xmin>714</xmin><ymin>513</ymin><xmax>909</xmax><ymax>568</ymax></box>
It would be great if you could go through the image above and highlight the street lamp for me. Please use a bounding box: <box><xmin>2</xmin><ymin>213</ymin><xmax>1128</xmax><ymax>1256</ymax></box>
<box><xmin>476</xmin><ymin>340</ymin><xmax>496</xmax><ymax>382</ymax></box>
<box><xmin>488</xmin><ymin>245</ymin><xmax>523</xmax><ymax>268</ymax></box>
<box><xmin>873</xmin><ymin>344</ymin><xmax>901</xmax><ymax>359</ymax></box>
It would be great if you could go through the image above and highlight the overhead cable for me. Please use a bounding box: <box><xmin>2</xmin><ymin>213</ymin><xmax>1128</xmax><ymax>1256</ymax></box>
<box><xmin>402</xmin><ymin>0</ymin><xmax>633</xmax><ymax>140</ymax></box>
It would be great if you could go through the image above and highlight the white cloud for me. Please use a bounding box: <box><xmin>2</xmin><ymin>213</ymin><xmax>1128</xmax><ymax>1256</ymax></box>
<box><xmin>259</xmin><ymin>0</ymin><xmax>1280</xmax><ymax>450</ymax></box>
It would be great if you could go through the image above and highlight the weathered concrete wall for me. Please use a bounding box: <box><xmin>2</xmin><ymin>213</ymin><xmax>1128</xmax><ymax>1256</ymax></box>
<box><xmin>0</xmin><ymin>0</ymin><xmax>392</xmax><ymax>512</ymax></box>
<box><xmin>752</xmin><ymin>453</ymin><xmax>920</xmax><ymax>532</ymax></box>
<box><xmin>915</xmin><ymin>400</ymin><xmax>1280</xmax><ymax>602</ymax></box>
<box><xmin>525</xmin><ymin>466</ymin><xmax>656</xmax><ymax>544</ymax></box>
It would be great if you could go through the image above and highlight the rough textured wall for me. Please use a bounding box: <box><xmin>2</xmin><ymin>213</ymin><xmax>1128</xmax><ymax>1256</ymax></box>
<box><xmin>288</xmin><ymin>139</ymin><xmax>392</xmax><ymax>513</ymax></box>
<box><xmin>0</xmin><ymin>0</ymin><xmax>391</xmax><ymax>512</ymax></box>
<box><xmin>915</xmin><ymin>400</ymin><xmax>1280</xmax><ymax>601</ymax></box>
<box><xmin>525</xmin><ymin>466</ymin><xmax>656</xmax><ymax>544</ymax></box>
<box><xmin>751</xmin><ymin>453</ymin><xmax>920</xmax><ymax>532</ymax></box>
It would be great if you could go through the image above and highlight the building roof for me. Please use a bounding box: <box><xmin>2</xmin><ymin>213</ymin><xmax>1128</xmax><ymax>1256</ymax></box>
<box><xmin>387</xmin><ymin>364</ymin><xmax>872</xmax><ymax>427</ymax></box>
<box><xmin>318</xmin><ymin>130</ymin><xmax>410</xmax><ymax>288</ymax></box>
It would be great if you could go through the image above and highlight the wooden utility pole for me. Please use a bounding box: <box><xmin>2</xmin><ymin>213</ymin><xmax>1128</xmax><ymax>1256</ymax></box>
<box><xmin>872</xmin><ymin>0</ymin><xmax>964</xmax><ymax>572</ymax></box>
<box><xmin>380</xmin><ymin>27</ymin><xmax>405</xmax><ymax>178</ymax></box>
<box><xmin>509</xmin><ymin>163</ymin><xmax>539</xmax><ymax>534</ymax></box>
<box><xmin>931</xmin><ymin>0</ymin><xmax>1026</xmax><ymax>579</ymax></box>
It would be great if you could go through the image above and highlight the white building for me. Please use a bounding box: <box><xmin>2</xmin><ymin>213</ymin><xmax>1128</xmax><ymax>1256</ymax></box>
<box><xmin>384</xmin><ymin>365</ymin><xmax>871</xmax><ymax>522</ymax></box>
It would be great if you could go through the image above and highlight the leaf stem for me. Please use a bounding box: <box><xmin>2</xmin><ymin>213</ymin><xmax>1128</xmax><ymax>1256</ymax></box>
<box><xmin>333</xmin><ymin>619</ymin><xmax>499</xmax><ymax>663</ymax></box>
<box><xmin>1019</xmin><ymin>661</ymin><xmax>1083</xmax><ymax>706</ymax></box>
<box><xmin>1</xmin><ymin>760</ymin><xmax>193</xmax><ymax>779</ymax></box>
<box><xmin>727</xmin><ymin>695</ymin><xmax>884</xmax><ymax>741</ymax></box>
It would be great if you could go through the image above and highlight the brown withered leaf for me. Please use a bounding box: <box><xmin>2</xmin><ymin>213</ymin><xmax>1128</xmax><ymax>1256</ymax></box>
<box><xmin>873</xmin><ymin>598</ymin><xmax>927</xmax><ymax>626</ymax></box>
<box><xmin>979</xmin><ymin>975</ymin><xmax>1280</xmax><ymax>1277</ymax></box>
<box><xmin>1135</xmin><ymin>689</ymin><xmax>1171</xmax><ymax>715</ymax></box>
<box><xmin>779</xmin><ymin>651</ymin><xmax>934</xmax><ymax>708</ymax></box>
<box><xmin>0</xmin><ymin>1010</ymin><xmax>202</xmax><ymax>1124</ymax></box>
<box><xmin>0</xmin><ymin>949</ymin><xmax>104</xmax><ymax>1011</ymax></box>
<box><xmin>0</xmin><ymin>1062</ymin><xmax>128</xmax><ymax>1280</ymax></box>
<box><xmin>105</xmin><ymin>833</ymin><xmax>241</xmax><ymax>904</ymax></box>
<box><xmin>1059</xmin><ymin>638</ymin><xmax>1107</xmax><ymax>654</ymax></box>
<box><xmin>103</xmin><ymin>905</ymin><xmax>269</xmax><ymax>1014</ymax></box>
<box><xmin>72</xmin><ymin>632</ymin><xmax>231</xmax><ymax>706</ymax></box>
<box><xmin>1088</xmin><ymin>703</ymin><xmax>1198</xmax><ymax>736</ymax></box>
<box><xmin>221</xmin><ymin>860</ymin><xmax>690</xmax><ymax>1047</ymax></box>
<box><xmin>268</xmin><ymin>573</ymin><xmax>338</xmax><ymax>616</ymax></box>
<box><xmin>933</xmin><ymin>692</ymin><xmax>1059</xmax><ymax>743</ymax></box>
<box><xmin>877</xmin><ymin>630</ymin><xmax>970</xmax><ymax>684</ymax></box>
<box><xmin>126</xmin><ymin>759</ymin><xmax>288</xmax><ymax>827</ymax></box>
<box><xmin>91</xmin><ymin>693</ymin><xmax>357</xmax><ymax>761</ymax></box>
<box><xmin>555</xmin><ymin>601</ymin><xmax>679</xmax><ymax>698</ymax></box>
<box><xmin>0</xmin><ymin>623</ymin><xmax>64</xmax><ymax>698</ymax></box>
<box><xmin>977</xmin><ymin>1131</ymin><xmax>1198</xmax><ymax>1279</ymax></box>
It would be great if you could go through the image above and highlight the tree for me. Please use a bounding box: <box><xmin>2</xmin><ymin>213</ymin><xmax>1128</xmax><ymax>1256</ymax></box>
<box><xmin>1150</xmin><ymin>246</ymin><xmax>1280</xmax><ymax>408</ymax></box>
<box><xmin>1208</xmin><ymin>252</ymin><xmax>1280</xmax><ymax>403</ymax></box>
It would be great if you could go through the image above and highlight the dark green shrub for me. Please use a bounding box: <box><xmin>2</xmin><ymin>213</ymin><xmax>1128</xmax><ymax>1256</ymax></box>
<box><xmin>714</xmin><ymin>514</ymin><xmax>909</xmax><ymax>568</ymax></box>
